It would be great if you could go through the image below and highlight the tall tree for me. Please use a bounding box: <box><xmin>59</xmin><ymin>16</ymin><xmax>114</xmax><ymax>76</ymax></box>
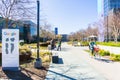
<box><xmin>0</xmin><ymin>0</ymin><xmax>36</xmax><ymax>28</ymax></box>
<box><xmin>108</xmin><ymin>9</ymin><xmax>120</xmax><ymax>42</ymax></box>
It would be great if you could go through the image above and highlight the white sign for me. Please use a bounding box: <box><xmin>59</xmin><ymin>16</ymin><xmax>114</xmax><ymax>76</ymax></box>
<box><xmin>2</xmin><ymin>29</ymin><xmax>19</xmax><ymax>70</ymax></box>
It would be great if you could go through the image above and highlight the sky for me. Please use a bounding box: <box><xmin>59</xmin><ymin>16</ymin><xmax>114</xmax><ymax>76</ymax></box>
<box><xmin>40</xmin><ymin>0</ymin><xmax>98</xmax><ymax>34</ymax></box>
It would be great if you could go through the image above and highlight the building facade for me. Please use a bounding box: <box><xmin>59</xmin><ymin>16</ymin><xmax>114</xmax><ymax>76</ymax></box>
<box><xmin>98</xmin><ymin>0</ymin><xmax>120</xmax><ymax>41</ymax></box>
<box><xmin>97</xmin><ymin>0</ymin><xmax>104</xmax><ymax>42</ymax></box>
<box><xmin>104</xmin><ymin>0</ymin><xmax>120</xmax><ymax>16</ymax></box>
<box><xmin>0</xmin><ymin>17</ymin><xmax>37</xmax><ymax>43</ymax></box>
<box><xmin>61</xmin><ymin>34</ymin><xmax>68</xmax><ymax>42</ymax></box>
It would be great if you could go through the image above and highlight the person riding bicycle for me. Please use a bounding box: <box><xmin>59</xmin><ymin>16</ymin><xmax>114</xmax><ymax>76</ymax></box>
<box><xmin>89</xmin><ymin>39</ymin><xmax>96</xmax><ymax>56</ymax></box>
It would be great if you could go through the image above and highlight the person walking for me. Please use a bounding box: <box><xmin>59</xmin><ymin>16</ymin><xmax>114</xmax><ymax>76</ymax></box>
<box><xmin>57</xmin><ymin>39</ymin><xmax>62</xmax><ymax>51</ymax></box>
<box><xmin>50</xmin><ymin>39</ymin><xmax>56</xmax><ymax>50</ymax></box>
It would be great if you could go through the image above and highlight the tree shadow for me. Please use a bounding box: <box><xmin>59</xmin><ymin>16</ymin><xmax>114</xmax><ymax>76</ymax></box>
<box><xmin>94</xmin><ymin>57</ymin><xmax>113</xmax><ymax>63</ymax></box>
<box><xmin>3</xmin><ymin>66</ymin><xmax>48</xmax><ymax>80</ymax></box>
<box><xmin>3</xmin><ymin>70</ymin><xmax>32</xmax><ymax>80</ymax></box>
<box><xmin>46</xmin><ymin>70</ymin><xmax>96</xmax><ymax>80</ymax></box>
<box><xmin>46</xmin><ymin>69</ymin><xmax>76</xmax><ymax>80</ymax></box>
<box><xmin>46</xmin><ymin>63</ymin><xmax>100</xmax><ymax>80</ymax></box>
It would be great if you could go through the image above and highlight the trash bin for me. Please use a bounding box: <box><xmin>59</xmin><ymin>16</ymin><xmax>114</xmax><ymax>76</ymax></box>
<box><xmin>52</xmin><ymin>53</ymin><xmax>59</xmax><ymax>63</ymax></box>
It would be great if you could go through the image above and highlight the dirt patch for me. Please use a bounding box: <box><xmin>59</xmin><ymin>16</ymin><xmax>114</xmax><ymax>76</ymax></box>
<box><xmin>0</xmin><ymin>62</ymin><xmax>50</xmax><ymax>80</ymax></box>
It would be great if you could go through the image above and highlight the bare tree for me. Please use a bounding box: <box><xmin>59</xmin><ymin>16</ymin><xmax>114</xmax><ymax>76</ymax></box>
<box><xmin>0</xmin><ymin>0</ymin><xmax>36</xmax><ymax>28</ymax></box>
<box><xmin>68</xmin><ymin>32</ymin><xmax>75</xmax><ymax>41</ymax></box>
<box><xmin>40</xmin><ymin>21</ymin><xmax>55</xmax><ymax>40</ymax></box>
<box><xmin>86</xmin><ymin>24</ymin><xmax>99</xmax><ymax>37</ymax></box>
<box><xmin>108</xmin><ymin>9</ymin><xmax>120</xmax><ymax>42</ymax></box>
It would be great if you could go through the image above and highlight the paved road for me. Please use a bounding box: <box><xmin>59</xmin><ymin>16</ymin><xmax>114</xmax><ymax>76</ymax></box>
<box><xmin>45</xmin><ymin>43</ymin><xmax>114</xmax><ymax>80</ymax></box>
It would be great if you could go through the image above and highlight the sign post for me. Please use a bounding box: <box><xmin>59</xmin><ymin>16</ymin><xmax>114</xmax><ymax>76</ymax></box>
<box><xmin>2</xmin><ymin>29</ymin><xmax>19</xmax><ymax>71</ymax></box>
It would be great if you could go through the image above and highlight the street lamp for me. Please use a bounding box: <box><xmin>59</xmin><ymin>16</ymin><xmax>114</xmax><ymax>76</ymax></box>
<box><xmin>34</xmin><ymin>0</ymin><xmax>42</xmax><ymax>68</ymax></box>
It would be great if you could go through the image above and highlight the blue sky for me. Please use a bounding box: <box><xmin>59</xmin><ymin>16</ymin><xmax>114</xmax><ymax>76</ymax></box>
<box><xmin>40</xmin><ymin>0</ymin><xmax>98</xmax><ymax>34</ymax></box>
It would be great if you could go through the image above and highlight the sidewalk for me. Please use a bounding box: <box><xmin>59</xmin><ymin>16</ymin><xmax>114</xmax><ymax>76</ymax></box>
<box><xmin>45</xmin><ymin>43</ymin><xmax>107</xmax><ymax>80</ymax></box>
<box><xmin>98</xmin><ymin>45</ymin><xmax>120</xmax><ymax>54</ymax></box>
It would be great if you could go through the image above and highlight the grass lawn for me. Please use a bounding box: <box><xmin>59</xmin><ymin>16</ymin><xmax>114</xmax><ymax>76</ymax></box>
<box><xmin>97</xmin><ymin>42</ymin><xmax>120</xmax><ymax>47</ymax></box>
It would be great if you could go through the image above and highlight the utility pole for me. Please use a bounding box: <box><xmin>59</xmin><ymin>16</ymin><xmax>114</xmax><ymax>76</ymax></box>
<box><xmin>34</xmin><ymin>0</ymin><xmax>42</xmax><ymax>68</ymax></box>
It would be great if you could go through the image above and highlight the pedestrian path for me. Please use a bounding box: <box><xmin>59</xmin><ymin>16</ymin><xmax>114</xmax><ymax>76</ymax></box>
<box><xmin>45</xmin><ymin>43</ymin><xmax>107</xmax><ymax>80</ymax></box>
<box><xmin>98</xmin><ymin>45</ymin><xmax>120</xmax><ymax>54</ymax></box>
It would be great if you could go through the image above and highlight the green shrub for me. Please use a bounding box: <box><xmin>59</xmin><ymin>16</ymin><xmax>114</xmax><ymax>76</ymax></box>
<box><xmin>81</xmin><ymin>41</ymin><xmax>89</xmax><ymax>46</ymax></box>
<box><xmin>42</xmin><ymin>56</ymin><xmax>51</xmax><ymax>63</ymax></box>
<box><xmin>40</xmin><ymin>42</ymin><xmax>49</xmax><ymax>47</ymax></box>
<box><xmin>104</xmin><ymin>51</ymin><xmax>110</xmax><ymax>56</ymax></box>
<box><xmin>20</xmin><ymin>50</ymin><xmax>26</xmax><ymax>55</ymax></box>
<box><xmin>20</xmin><ymin>42</ymin><xmax>24</xmax><ymax>46</ymax></box>
<box><xmin>110</xmin><ymin>54</ymin><xmax>120</xmax><ymax>61</ymax></box>
<box><xmin>0</xmin><ymin>43</ymin><xmax>2</xmax><ymax>48</ymax></box>
<box><xmin>98</xmin><ymin>49</ymin><xmax>105</xmax><ymax>56</ymax></box>
<box><xmin>97</xmin><ymin>42</ymin><xmax>120</xmax><ymax>47</ymax></box>
<box><xmin>110</xmin><ymin>53</ymin><xmax>115</xmax><ymax>57</ymax></box>
<box><xmin>26</xmin><ymin>48</ymin><xmax>31</xmax><ymax>53</ymax></box>
<box><xmin>98</xmin><ymin>49</ymin><xmax>110</xmax><ymax>56</ymax></box>
<box><xmin>67</xmin><ymin>41</ymin><xmax>73</xmax><ymax>45</ymax></box>
<box><xmin>19</xmin><ymin>46</ymin><xmax>28</xmax><ymax>50</ymax></box>
<box><xmin>40</xmin><ymin>51</ymin><xmax>51</xmax><ymax>57</ymax></box>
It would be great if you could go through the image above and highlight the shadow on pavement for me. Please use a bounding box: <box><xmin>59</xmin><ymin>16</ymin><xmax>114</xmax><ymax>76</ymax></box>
<box><xmin>3</xmin><ymin>70</ymin><xmax>32</xmax><ymax>80</ymax></box>
<box><xmin>94</xmin><ymin>58</ymin><xmax>113</xmax><ymax>63</ymax></box>
<box><xmin>52</xmin><ymin>58</ymin><xmax>64</xmax><ymax>64</ymax></box>
<box><xmin>46</xmin><ymin>70</ymin><xmax>96</xmax><ymax>80</ymax></box>
<box><xmin>46</xmin><ymin>70</ymin><xmax>76</xmax><ymax>80</ymax></box>
<box><xmin>58</xmin><ymin>58</ymin><xmax>64</xmax><ymax>64</ymax></box>
<box><xmin>3</xmin><ymin>67</ymin><xmax>47</xmax><ymax>80</ymax></box>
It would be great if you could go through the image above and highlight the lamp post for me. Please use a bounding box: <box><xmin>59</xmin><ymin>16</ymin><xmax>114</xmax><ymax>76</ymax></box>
<box><xmin>34</xmin><ymin>0</ymin><xmax>42</xmax><ymax>68</ymax></box>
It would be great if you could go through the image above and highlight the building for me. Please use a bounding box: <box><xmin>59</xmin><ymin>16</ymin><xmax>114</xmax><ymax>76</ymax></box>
<box><xmin>97</xmin><ymin>0</ymin><xmax>104</xmax><ymax>42</ymax></box>
<box><xmin>20</xmin><ymin>20</ymin><xmax>37</xmax><ymax>43</ymax></box>
<box><xmin>0</xmin><ymin>17</ymin><xmax>37</xmax><ymax>43</ymax></box>
<box><xmin>61</xmin><ymin>34</ymin><xmax>68</xmax><ymax>42</ymax></box>
<box><xmin>97</xmin><ymin>0</ymin><xmax>120</xmax><ymax>41</ymax></box>
<box><xmin>104</xmin><ymin>0</ymin><xmax>120</xmax><ymax>41</ymax></box>
<box><xmin>104</xmin><ymin>0</ymin><xmax>120</xmax><ymax>16</ymax></box>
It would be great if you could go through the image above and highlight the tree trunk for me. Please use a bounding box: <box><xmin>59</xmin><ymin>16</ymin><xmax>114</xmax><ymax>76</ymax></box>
<box><xmin>114</xmin><ymin>33</ymin><xmax>118</xmax><ymax>42</ymax></box>
<box><xmin>5</xmin><ymin>18</ymin><xmax>8</xmax><ymax>28</ymax></box>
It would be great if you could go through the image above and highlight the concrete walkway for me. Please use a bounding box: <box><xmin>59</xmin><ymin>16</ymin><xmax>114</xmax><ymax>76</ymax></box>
<box><xmin>98</xmin><ymin>45</ymin><xmax>120</xmax><ymax>54</ymax></box>
<box><xmin>45</xmin><ymin>43</ymin><xmax>112</xmax><ymax>80</ymax></box>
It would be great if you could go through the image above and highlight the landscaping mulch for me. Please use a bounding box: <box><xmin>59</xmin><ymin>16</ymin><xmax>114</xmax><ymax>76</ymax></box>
<box><xmin>0</xmin><ymin>62</ymin><xmax>50</xmax><ymax>80</ymax></box>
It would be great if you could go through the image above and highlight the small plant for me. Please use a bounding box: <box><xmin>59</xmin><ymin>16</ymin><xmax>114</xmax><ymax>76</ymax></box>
<box><xmin>98</xmin><ymin>49</ymin><xmax>110</xmax><ymax>56</ymax></box>
<box><xmin>98</xmin><ymin>49</ymin><xmax>105</xmax><ymax>56</ymax></box>
<box><xmin>110</xmin><ymin>54</ymin><xmax>120</xmax><ymax>61</ymax></box>
<box><xmin>26</xmin><ymin>48</ymin><xmax>31</xmax><ymax>53</ymax></box>
<box><xmin>40</xmin><ymin>51</ymin><xmax>51</xmax><ymax>57</ymax></box>
<box><xmin>81</xmin><ymin>41</ymin><xmax>89</xmax><ymax>46</ymax></box>
<box><xmin>97</xmin><ymin>42</ymin><xmax>120</xmax><ymax>47</ymax></box>
<box><xmin>0</xmin><ymin>43</ymin><xmax>2</xmax><ymax>48</ymax></box>
<box><xmin>20</xmin><ymin>50</ymin><xmax>26</xmax><ymax>55</ymax></box>
<box><xmin>20</xmin><ymin>42</ymin><xmax>24</xmax><ymax>46</ymax></box>
<box><xmin>42</xmin><ymin>56</ymin><xmax>51</xmax><ymax>63</ymax></box>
